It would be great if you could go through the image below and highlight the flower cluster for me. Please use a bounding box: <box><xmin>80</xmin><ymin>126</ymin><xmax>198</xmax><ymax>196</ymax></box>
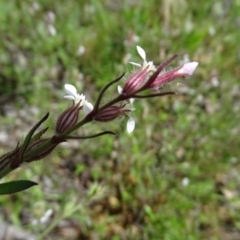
<box><xmin>121</xmin><ymin>46</ymin><xmax>198</xmax><ymax>94</ymax></box>
<box><xmin>58</xmin><ymin>46</ymin><xmax>198</xmax><ymax>134</ymax></box>
<box><xmin>0</xmin><ymin>45</ymin><xmax>199</xmax><ymax>190</ymax></box>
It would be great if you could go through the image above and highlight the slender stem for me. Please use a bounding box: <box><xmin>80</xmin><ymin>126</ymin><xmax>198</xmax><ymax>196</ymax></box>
<box><xmin>133</xmin><ymin>91</ymin><xmax>175</xmax><ymax>99</ymax></box>
<box><xmin>66</xmin><ymin>131</ymin><xmax>116</xmax><ymax>139</ymax></box>
<box><xmin>93</xmin><ymin>73</ymin><xmax>125</xmax><ymax>113</ymax></box>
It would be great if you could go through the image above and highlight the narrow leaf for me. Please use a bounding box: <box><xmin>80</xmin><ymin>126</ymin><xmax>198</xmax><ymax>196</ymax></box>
<box><xmin>21</xmin><ymin>113</ymin><xmax>49</xmax><ymax>160</ymax></box>
<box><xmin>32</xmin><ymin>127</ymin><xmax>49</xmax><ymax>141</ymax></box>
<box><xmin>0</xmin><ymin>180</ymin><xmax>38</xmax><ymax>195</ymax></box>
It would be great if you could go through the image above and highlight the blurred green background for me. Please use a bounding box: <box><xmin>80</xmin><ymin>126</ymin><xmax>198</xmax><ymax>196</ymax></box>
<box><xmin>0</xmin><ymin>0</ymin><xmax>240</xmax><ymax>239</ymax></box>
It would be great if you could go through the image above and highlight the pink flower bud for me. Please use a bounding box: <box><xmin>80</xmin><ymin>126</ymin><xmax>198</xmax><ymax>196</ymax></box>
<box><xmin>177</xmin><ymin>62</ymin><xmax>199</xmax><ymax>76</ymax></box>
<box><xmin>56</xmin><ymin>102</ymin><xmax>81</xmax><ymax>134</ymax></box>
<box><xmin>147</xmin><ymin>62</ymin><xmax>199</xmax><ymax>90</ymax></box>
<box><xmin>94</xmin><ymin>105</ymin><xmax>129</xmax><ymax>122</ymax></box>
<box><xmin>121</xmin><ymin>67</ymin><xmax>149</xmax><ymax>95</ymax></box>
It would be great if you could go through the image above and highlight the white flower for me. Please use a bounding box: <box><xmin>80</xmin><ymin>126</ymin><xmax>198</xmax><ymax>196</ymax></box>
<box><xmin>129</xmin><ymin>46</ymin><xmax>156</xmax><ymax>72</ymax></box>
<box><xmin>125</xmin><ymin>99</ymin><xmax>135</xmax><ymax>133</ymax></box>
<box><xmin>117</xmin><ymin>85</ymin><xmax>123</xmax><ymax>94</ymax></box>
<box><xmin>117</xmin><ymin>86</ymin><xmax>135</xmax><ymax>133</ymax></box>
<box><xmin>126</xmin><ymin>116</ymin><xmax>135</xmax><ymax>133</ymax></box>
<box><xmin>182</xmin><ymin>177</ymin><xmax>190</xmax><ymax>187</ymax></box>
<box><xmin>47</xmin><ymin>25</ymin><xmax>56</xmax><ymax>36</ymax></box>
<box><xmin>82</xmin><ymin>99</ymin><xmax>94</xmax><ymax>115</ymax></box>
<box><xmin>64</xmin><ymin>84</ymin><xmax>93</xmax><ymax>115</ymax></box>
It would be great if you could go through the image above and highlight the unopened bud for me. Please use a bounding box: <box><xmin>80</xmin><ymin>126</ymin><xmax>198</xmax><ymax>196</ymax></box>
<box><xmin>147</xmin><ymin>62</ymin><xmax>199</xmax><ymax>90</ymax></box>
<box><xmin>56</xmin><ymin>102</ymin><xmax>81</xmax><ymax>134</ymax></box>
<box><xmin>25</xmin><ymin>139</ymin><xmax>58</xmax><ymax>163</ymax></box>
<box><xmin>121</xmin><ymin>67</ymin><xmax>149</xmax><ymax>95</ymax></box>
<box><xmin>94</xmin><ymin>105</ymin><xmax>129</xmax><ymax>122</ymax></box>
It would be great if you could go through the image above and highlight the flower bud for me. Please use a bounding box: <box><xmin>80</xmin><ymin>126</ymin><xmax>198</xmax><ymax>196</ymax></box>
<box><xmin>94</xmin><ymin>105</ymin><xmax>128</xmax><ymax>122</ymax></box>
<box><xmin>24</xmin><ymin>139</ymin><xmax>58</xmax><ymax>163</ymax></box>
<box><xmin>147</xmin><ymin>62</ymin><xmax>199</xmax><ymax>90</ymax></box>
<box><xmin>56</xmin><ymin>102</ymin><xmax>81</xmax><ymax>134</ymax></box>
<box><xmin>121</xmin><ymin>67</ymin><xmax>149</xmax><ymax>95</ymax></box>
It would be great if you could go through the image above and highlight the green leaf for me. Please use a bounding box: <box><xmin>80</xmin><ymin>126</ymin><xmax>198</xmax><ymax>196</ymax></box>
<box><xmin>0</xmin><ymin>180</ymin><xmax>38</xmax><ymax>195</ymax></box>
<box><xmin>32</xmin><ymin>127</ymin><xmax>49</xmax><ymax>141</ymax></box>
<box><xmin>20</xmin><ymin>113</ymin><xmax>49</xmax><ymax>161</ymax></box>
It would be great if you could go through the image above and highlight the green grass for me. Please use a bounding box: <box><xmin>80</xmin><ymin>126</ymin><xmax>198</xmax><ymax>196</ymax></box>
<box><xmin>0</xmin><ymin>0</ymin><xmax>240</xmax><ymax>239</ymax></box>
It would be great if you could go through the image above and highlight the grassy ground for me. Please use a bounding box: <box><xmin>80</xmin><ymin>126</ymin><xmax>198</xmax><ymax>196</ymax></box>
<box><xmin>0</xmin><ymin>0</ymin><xmax>240</xmax><ymax>239</ymax></box>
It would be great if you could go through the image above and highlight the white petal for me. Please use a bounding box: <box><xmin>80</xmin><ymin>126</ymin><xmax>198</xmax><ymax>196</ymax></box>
<box><xmin>83</xmin><ymin>101</ymin><xmax>94</xmax><ymax>115</ymax></box>
<box><xmin>182</xmin><ymin>177</ymin><xmax>190</xmax><ymax>187</ymax></box>
<box><xmin>74</xmin><ymin>93</ymin><xmax>88</xmax><ymax>106</ymax></box>
<box><xmin>129</xmin><ymin>98</ymin><xmax>135</xmax><ymax>104</ymax></box>
<box><xmin>136</xmin><ymin>46</ymin><xmax>146</xmax><ymax>60</ymax></box>
<box><xmin>146</xmin><ymin>61</ymin><xmax>156</xmax><ymax>71</ymax></box>
<box><xmin>117</xmin><ymin>85</ymin><xmax>123</xmax><ymax>94</ymax></box>
<box><xmin>179</xmin><ymin>62</ymin><xmax>199</xmax><ymax>75</ymax></box>
<box><xmin>129</xmin><ymin>61</ymin><xmax>142</xmax><ymax>67</ymax></box>
<box><xmin>64</xmin><ymin>95</ymin><xmax>75</xmax><ymax>100</ymax></box>
<box><xmin>127</xmin><ymin>117</ymin><xmax>135</xmax><ymax>133</ymax></box>
<box><xmin>64</xmin><ymin>84</ymin><xmax>77</xmax><ymax>97</ymax></box>
<box><xmin>78</xmin><ymin>93</ymin><xmax>86</xmax><ymax>102</ymax></box>
<box><xmin>74</xmin><ymin>95</ymin><xmax>83</xmax><ymax>105</ymax></box>
<box><xmin>48</xmin><ymin>25</ymin><xmax>56</xmax><ymax>36</ymax></box>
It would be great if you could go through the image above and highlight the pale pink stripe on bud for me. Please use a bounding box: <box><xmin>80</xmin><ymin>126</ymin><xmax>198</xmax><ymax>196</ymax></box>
<box><xmin>56</xmin><ymin>102</ymin><xmax>81</xmax><ymax>134</ymax></box>
<box><xmin>121</xmin><ymin>67</ymin><xmax>149</xmax><ymax>95</ymax></box>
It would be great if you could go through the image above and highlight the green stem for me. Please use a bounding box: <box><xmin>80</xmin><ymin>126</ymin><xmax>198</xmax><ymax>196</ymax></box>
<box><xmin>66</xmin><ymin>130</ymin><xmax>116</xmax><ymax>139</ymax></box>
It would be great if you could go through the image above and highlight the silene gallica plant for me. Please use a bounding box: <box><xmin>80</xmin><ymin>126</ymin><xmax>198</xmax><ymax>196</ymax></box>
<box><xmin>0</xmin><ymin>46</ymin><xmax>198</xmax><ymax>194</ymax></box>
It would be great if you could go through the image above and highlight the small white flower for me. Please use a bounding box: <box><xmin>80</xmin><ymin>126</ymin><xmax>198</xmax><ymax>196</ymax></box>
<box><xmin>47</xmin><ymin>25</ymin><xmax>56</xmax><ymax>36</ymax></box>
<box><xmin>116</xmin><ymin>86</ymin><xmax>135</xmax><ymax>133</ymax></box>
<box><xmin>182</xmin><ymin>177</ymin><xmax>190</xmax><ymax>187</ymax></box>
<box><xmin>125</xmin><ymin>100</ymin><xmax>135</xmax><ymax>133</ymax></box>
<box><xmin>64</xmin><ymin>84</ymin><xmax>93</xmax><ymax>115</ymax></box>
<box><xmin>77</xmin><ymin>45</ymin><xmax>85</xmax><ymax>56</ymax></box>
<box><xmin>127</xmin><ymin>116</ymin><xmax>135</xmax><ymax>133</ymax></box>
<box><xmin>117</xmin><ymin>85</ymin><xmax>123</xmax><ymax>94</ymax></box>
<box><xmin>64</xmin><ymin>84</ymin><xmax>79</xmax><ymax>101</ymax></box>
<box><xmin>129</xmin><ymin>46</ymin><xmax>156</xmax><ymax>72</ymax></box>
<box><xmin>83</xmin><ymin>100</ymin><xmax>94</xmax><ymax>115</ymax></box>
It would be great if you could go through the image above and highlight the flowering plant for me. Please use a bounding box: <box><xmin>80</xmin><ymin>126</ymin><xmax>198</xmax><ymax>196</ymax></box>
<box><xmin>0</xmin><ymin>46</ymin><xmax>198</xmax><ymax>194</ymax></box>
